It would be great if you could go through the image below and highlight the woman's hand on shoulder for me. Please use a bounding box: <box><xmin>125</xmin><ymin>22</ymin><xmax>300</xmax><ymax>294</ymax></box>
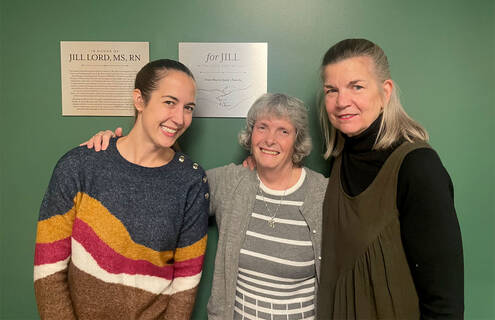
<box><xmin>242</xmin><ymin>155</ymin><xmax>256</xmax><ymax>171</ymax></box>
<box><xmin>79</xmin><ymin>128</ymin><xmax>123</xmax><ymax>151</ymax></box>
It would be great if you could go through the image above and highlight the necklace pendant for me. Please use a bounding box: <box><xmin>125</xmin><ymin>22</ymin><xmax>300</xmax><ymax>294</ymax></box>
<box><xmin>268</xmin><ymin>218</ymin><xmax>275</xmax><ymax>228</ymax></box>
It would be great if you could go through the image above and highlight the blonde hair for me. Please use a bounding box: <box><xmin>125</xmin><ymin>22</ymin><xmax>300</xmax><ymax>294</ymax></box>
<box><xmin>319</xmin><ymin>39</ymin><xmax>428</xmax><ymax>159</ymax></box>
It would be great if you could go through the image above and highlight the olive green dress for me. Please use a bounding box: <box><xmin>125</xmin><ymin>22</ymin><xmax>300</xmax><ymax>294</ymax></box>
<box><xmin>318</xmin><ymin>142</ymin><xmax>428</xmax><ymax>319</ymax></box>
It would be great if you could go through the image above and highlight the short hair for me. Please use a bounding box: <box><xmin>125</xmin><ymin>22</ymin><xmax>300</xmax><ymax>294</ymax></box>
<box><xmin>133</xmin><ymin>59</ymin><xmax>195</xmax><ymax>118</ymax></box>
<box><xmin>319</xmin><ymin>38</ymin><xmax>428</xmax><ymax>158</ymax></box>
<box><xmin>238</xmin><ymin>93</ymin><xmax>312</xmax><ymax>166</ymax></box>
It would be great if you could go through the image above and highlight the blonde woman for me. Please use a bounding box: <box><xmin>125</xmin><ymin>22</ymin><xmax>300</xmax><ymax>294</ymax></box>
<box><xmin>317</xmin><ymin>39</ymin><xmax>463</xmax><ymax>319</ymax></box>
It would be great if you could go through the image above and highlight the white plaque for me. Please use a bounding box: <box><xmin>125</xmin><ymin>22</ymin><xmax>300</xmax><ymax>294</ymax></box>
<box><xmin>179</xmin><ymin>42</ymin><xmax>267</xmax><ymax>118</ymax></box>
<box><xmin>61</xmin><ymin>41</ymin><xmax>149</xmax><ymax>116</ymax></box>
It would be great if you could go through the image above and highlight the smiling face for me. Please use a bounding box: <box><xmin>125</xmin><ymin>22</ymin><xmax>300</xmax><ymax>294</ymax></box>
<box><xmin>251</xmin><ymin>115</ymin><xmax>296</xmax><ymax>172</ymax></box>
<box><xmin>135</xmin><ymin>70</ymin><xmax>196</xmax><ymax>149</ymax></box>
<box><xmin>323</xmin><ymin>56</ymin><xmax>392</xmax><ymax>137</ymax></box>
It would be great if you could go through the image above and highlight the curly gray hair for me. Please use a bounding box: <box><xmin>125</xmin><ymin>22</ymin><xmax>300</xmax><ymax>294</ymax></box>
<box><xmin>238</xmin><ymin>93</ymin><xmax>312</xmax><ymax>166</ymax></box>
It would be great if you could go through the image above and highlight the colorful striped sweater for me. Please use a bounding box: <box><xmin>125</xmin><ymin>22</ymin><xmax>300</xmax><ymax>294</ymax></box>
<box><xmin>34</xmin><ymin>138</ymin><xmax>209</xmax><ymax>320</ymax></box>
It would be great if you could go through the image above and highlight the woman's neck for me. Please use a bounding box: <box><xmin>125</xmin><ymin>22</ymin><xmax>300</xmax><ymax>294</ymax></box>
<box><xmin>257</xmin><ymin>165</ymin><xmax>302</xmax><ymax>190</ymax></box>
<box><xmin>116</xmin><ymin>127</ymin><xmax>175</xmax><ymax>167</ymax></box>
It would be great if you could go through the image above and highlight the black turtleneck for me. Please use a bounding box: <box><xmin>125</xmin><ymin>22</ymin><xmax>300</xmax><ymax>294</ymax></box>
<box><xmin>340</xmin><ymin>116</ymin><xmax>464</xmax><ymax>319</ymax></box>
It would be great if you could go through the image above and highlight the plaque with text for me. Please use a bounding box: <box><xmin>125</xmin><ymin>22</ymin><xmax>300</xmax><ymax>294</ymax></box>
<box><xmin>61</xmin><ymin>41</ymin><xmax>149</xmax><ymax>116</ymax></box>
<box><xmin>179</xmin><ymin>42</ymin><xmax>267</xmax><ymax>118</ymax></box>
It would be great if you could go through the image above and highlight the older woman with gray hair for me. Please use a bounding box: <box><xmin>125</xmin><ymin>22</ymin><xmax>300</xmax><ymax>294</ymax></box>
<box><xmin>206</xmin><ymin>93</ymin><xmax>327</xmax><ymax>319</ymax></box>
<box><xmin>83</xmin><ymin>93</ymin><xmax>327</xmax><ymax>319</ymax></box>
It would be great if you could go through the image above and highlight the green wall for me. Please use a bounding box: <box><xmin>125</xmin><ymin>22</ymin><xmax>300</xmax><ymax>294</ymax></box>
<box><xmin>1</xmin><ymin>0</ymin><xmax>494</xmax><ymax>319</ymax></box>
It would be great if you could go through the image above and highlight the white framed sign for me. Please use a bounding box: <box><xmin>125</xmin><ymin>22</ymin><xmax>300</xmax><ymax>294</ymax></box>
<box><xmin>179</xmin><ymin>42</ymin><xmax>267</xmax><ymax>118</ymax></box>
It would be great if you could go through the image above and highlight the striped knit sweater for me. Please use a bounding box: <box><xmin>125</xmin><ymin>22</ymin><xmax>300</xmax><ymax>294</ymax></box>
<box><xmin>34</xmin><ymin>138</ymin><xmax>209</xmax><ymax>320</ymax></box>
<box><xmin>234</xmin><ymin>169</ymin><xmax>316</xmax><ymax>319</ymax></box>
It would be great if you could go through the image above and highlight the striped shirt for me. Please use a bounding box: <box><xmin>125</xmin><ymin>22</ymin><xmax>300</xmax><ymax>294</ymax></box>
<box><xmin>234</xmin><ymin>168</ymin><xmax>315</xmax><ymax>320</ymax></box>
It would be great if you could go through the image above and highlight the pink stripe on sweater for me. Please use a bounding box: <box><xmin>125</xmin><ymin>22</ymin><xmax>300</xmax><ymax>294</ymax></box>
<box><xmin>174</xmin><ymin>255</ymin><xmax>205</xmax><ymax>277</ymax></box>
<box><xmin>34</xmin><ymin>238</ymin><xmax>71</xmax><ymax>265</ymax></box>
<box><xmin>72</xmin><ymin>218</ymin><xmax>175</xmax><ymax>279</ymax></box>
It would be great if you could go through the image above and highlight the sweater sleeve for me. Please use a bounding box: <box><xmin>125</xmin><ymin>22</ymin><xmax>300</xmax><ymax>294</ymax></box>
<box><xmin>397</xmin><ymin>148</ymin><xmax>464</xmax><ymax>319</ymax></box>
<box><xmin>34</xmin><ymin>152</ymin><xmax>80</xmax><ymax>320</ymax></box>
<box><xmin>164</xmin><ymin>169</ymin><xmax>209</xmax><ymax>320</ymax></box>
<box><xmin>206</xmin><ymin>167</ymin><xmax>220</xmax><ymax>217</ymax></box>
<box><xmin>206</xmin><ymin>163</ymin><xmax>244</xmax><ymax>223</ymax></box>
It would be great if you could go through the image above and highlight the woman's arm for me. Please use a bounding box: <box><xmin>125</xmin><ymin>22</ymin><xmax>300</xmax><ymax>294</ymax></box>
<box><xmin>34</xmin><ymin>151</ymin><xmax>81</xmax><ymax>319</ymax></box>
<box><xmin>205</xmin><ymin>167</ymin><xmax>223</xmax><ymax>218</ymax></box>
<box><xmin>81</xmin><ymin>128</ymin><xmax>181</xmax><ymax>152</ymax></box>
<box><xmin>164</xmin><ymin>167</ymin><xmax>209</xmax><ymax>319</ymax></box>
<box><xmin>398</xmin><ymin>148</ymin><xmax>464</xmax><ymax>319</ymax></box>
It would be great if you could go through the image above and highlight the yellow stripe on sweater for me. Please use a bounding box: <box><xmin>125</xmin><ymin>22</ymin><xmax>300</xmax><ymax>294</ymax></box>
<box><xmin>175</xmin><ymin>236</ymin><xmax>207</xmax><ymax>262</ymax></box>
<box><xmin>75</xmin><ymin>193</ymin><xmax>174</xmax><ymax>267</ymax></box>
<box><xmin>36</xmin><ymin>192</ymin><xmax>206</xmax><ymax>266</ymax></box>
<box><xmin>35</xmin><ymin>193</ymin><xmax>81</xmax><ymax>243</ymax></box>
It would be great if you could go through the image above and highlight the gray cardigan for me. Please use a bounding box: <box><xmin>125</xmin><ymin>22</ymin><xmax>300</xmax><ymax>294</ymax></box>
<box><xmin>205</xmin><ymin>164</ymin><xmax>328</xmax><ymax>320</ymax></box>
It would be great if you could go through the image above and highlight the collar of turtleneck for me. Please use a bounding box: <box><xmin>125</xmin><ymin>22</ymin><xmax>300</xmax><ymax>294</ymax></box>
<box><xmin>343</xmin><ymin>113</ymin><xmax>382</xmax><ymax>153</ymax></box>
<box><xmin>340</xmin><ymin>113</ymin><xmax>398</xmax><ymax>196</ymax></box>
